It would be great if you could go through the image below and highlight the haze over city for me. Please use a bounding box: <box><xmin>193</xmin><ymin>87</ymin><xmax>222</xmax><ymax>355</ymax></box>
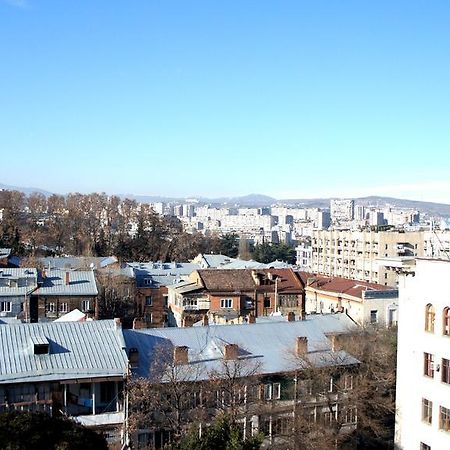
<box><xmin>1</xmin><ymin>0</ymin><xmax>450</xmax><ymax>202</ymax></box>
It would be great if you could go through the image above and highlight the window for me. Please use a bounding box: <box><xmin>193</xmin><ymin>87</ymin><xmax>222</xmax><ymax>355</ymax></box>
<box><xmin>424</xmin><ymin>353</ymin><xmax>434</xmax><ymax>378</ymax></box>
<box><xmin>443</xmin><ymin>358</ymin><xmax>450</xmax><ymax>384</ymax></box>
<box><xmin>81</xmin><ymin>300</ymin><xmax>90</xmax><ymax>312</ymax></box>
<box><xmin>59</xmin><ymin>302</ymin><xmax>68</xmax><ymax>313</ymax></box>
<box><xmin>0</xmin><ymin>301</ymin><xmax>11</xmax><ymax>312</ymax></box>
<box><xmin>425</xmin><ymin>304</ymin><xmax>435</xmax><ymax>332</ymax></box>
<box><xmin>163</xmin><ymin>295</ymin><xmax>169</xmax><ymax>307</ymax></box>
<box><xmin>420</xmin><ymin>443</ymin><xmax>431</xmax><ymax>450</ymax></box>
<box><xmin>440</xmin><ymin>406</ymin><xmax>450</xmax><ymax>431</ymax></box>
<box><xmin>443</xmin><ymin>307</ymin><xmax>450</xmax><ymax>336</ymax></box>
<box><xmin>264</xmin><ymin>383</ymin><xmax>281</xmax><ymax>400</ymax></box>
<box><xmin>145</xmin><ymin>296</ymin><xmax>152</xmax><ymax>306</ymax></box>
<box><xmin>422</xmin><ymin>398</ymin><xmax>433</xmax><ymax>424</ymax></box>
<box><xmin>370</xmin><ymin>310</ymin><xmax>378</xmax><ymax>324</ymax></box>
<box><xmin>220</xmin><ymin>298</ymin><xmax>232</xmax><ymax>309</ymax></box>
<box><xmin>343</xmin><ymin>374</ymin><xmax>354</xmax><ymax>390</ymax></box>
<box><xmin>46</xmin><ymin>302</ymin><xmax>55</xmax><ymax>313</ymax></box>
<box><xmin>263</xmin><ymin>296</ymin><xmax>271</xmax><ymax>308</ymax></box>
<box><xmin>143</xmin><ymin>278</ymin><xmax>152</xmax><ymax>286</ymax></box>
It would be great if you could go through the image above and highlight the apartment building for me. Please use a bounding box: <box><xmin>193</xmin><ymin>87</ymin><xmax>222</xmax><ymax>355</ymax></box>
<box><xmin>0</xmin><ymin>268</ymin><xmax>38</xmax><ymax>319</ymax></box>
<box><xmin>299</xmin><ymin>272</ymin><xmax>398</xmax><ymax>327</ymax></box>
<box><xmin>0</xmin><ymin>319</ymin><xmax>129</xmax><ymax>445</ymax></box>
<box><xmin>167</xmin><ymin>268</ymin><xmax>305</xmax><ymax>327</ymax></box>
<box><xmin>330</xmin><ymin>199</ymin><xmax>355</xmax><ymax>224</ymax></box>
<box><xmin>395</xmin><ymin>259</ymin><xmax>450</xmax><ymax>450</ymax></box>
<box><xmin>123</xmin><ymin>313</ymin><xmax>359</xmax><ymax>449</ymax></box>
<box><xmin>305</xmin><ymin>229</ymin><xmax>425</xmax><ymax>286</ymax></box>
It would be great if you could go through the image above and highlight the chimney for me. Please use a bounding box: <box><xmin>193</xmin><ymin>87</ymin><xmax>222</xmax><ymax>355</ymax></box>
<box><xmin>295</xmin><ymin>336</ymin><xmax>308</xmax><ymax>356</ymax></box>
<box><xmin>330</xmin><ymin>335</ymin><xmax>337</xmax><ymax>352</ymax></box>
<box><xmin>65</xmin><ymin>271</ymin><xmax>70</xmax><ymax>285</ymax></box>
<box><xmin>133</xmin><ymin>318</ymin><xmax>145</xmax><ymax>329</ymax></box>
<box><xmin>224</xmin><ymin>343</ymin><xmax>239</xmax><ymax>360</ymax></box>
<box><xmin>202</xmin><ymin>314</ymin><xmax>209</xmax><ymax>326</ymax></box>
<box><xmin>114</xmin><ymin>317</ymin><xmax>122</xmax><ymax>329</ymax></box>
<box><xmin>173</xmin><ymin>346</ymin><xmax>189</xmax><ymax>365</ymax></box>
<box><xmin>248</xmin><ymin>313</ymin><xmax>256</xmax><ymax>324</ymax></box>
<box><xmin>287</xmin><ymin>311</ymin><xmax>295</xmax><ymax>322</ymax></box>
<box><xmin>128</xmin><ymin>347</ymin><xmax>139</xmax><ymax>369</ymax></box>
<box><xmin>251</xmin><ymin>270</ymin><xmax>261</xmax><ymax>286</ymax></box>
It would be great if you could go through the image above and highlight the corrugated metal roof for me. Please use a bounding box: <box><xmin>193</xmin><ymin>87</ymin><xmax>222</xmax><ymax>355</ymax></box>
<box><xmin>0</xmin><ymin>320</ymin><xmax>128</xmax><ymax>384</ymax></box>
<box><xmin>39</xmin><ymin>256</ymin><xmax>118</xmax><ymax>270</ymax></box>
<box><xmin>123</xmin><ymin>314</ymin><xmax>359</xmax><ymax>381</ymax></box>
<box><xmin>0</xmin><ymin>268</ymin><xmax>38</xmax><ymax>297</ymax></box>
<box><xmin>0</xmin><ymin>248</ymin><xmax>11</xmax><ymax>260</ymax></box>
<box><xmin>37</xmin><ymin>269</ymin><xmax>98</xmax><ymax>296</ymax></box>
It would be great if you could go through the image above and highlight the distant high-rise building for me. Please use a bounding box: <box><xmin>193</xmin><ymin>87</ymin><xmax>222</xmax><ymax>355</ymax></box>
<box><xmin>330</xmin><ymin>199</ymin><xmax>355</xmax><ymax>224</ymax></box>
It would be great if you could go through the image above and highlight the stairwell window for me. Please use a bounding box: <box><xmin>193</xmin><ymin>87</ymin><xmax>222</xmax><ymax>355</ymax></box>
<box><xmin>220</xmin><ymin>298</ymin><xmax>232</xmax><ymax>309</ymax></box>
<box><xmin>443</xmin><ymin>307</ymin><xmax>450</xmax><ymax>336</ymax></box>
<box><xmin>424</xmin><ymin>353</ymin><xmax>434</xmax><ymax>378</ymax></box>
<box><xmin>440</xmin><ymin>406</ymin><xmax>450</xmax><ymax>432</ymax></box>
<box><xmin>442</xmin><ymin>358</ymin><xmax>450</xmax><ymax>385</ymax></box>
<box><xmin>422</xmin><ymin>398</ymin><xmax>433</xmax><ymax>424</ymax></box>
<box><xmin>425</xmin><ymin>304</ymin><xmax>435</xmax><ymax>332</ymax></box>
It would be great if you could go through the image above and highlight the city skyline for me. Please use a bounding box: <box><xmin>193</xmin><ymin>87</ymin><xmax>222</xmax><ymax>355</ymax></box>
<box><xmin>1</xmin><ymin>1</ymin><xmax>450</xmax><ymax>203</ymax></box>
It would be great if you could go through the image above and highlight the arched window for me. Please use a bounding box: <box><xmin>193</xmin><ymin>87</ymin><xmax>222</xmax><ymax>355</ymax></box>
<box><xmin>443</xmin><ymin>307</ymin><xmax>450</xmax><ymax>336</ymax></box>
<box><xmin>425</xmin><ymin>304</ymin><xmax>435</xmax><ymax>333</ymax></box>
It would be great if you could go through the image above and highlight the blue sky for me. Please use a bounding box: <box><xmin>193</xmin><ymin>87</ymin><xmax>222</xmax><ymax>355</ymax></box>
<box><xmin>1</xmin><ymin>1</ymin><xmax>450</xmax><ymax>202</ymax></box>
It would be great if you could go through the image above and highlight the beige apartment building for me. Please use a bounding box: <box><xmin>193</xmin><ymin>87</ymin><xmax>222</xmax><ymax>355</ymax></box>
<box><xmin>309</xmin><ymin>229</ymin><xmax>425</xmax><ymax>286</ymax></box>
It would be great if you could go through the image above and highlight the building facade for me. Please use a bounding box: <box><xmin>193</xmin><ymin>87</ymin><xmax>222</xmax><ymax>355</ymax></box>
<box><xmin>395</xmin><ymin>258</ymin><xmax>450</xmax><ymax>450</ymax></box>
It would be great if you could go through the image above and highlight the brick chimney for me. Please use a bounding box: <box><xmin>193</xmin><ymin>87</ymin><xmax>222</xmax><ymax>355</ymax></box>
<box><xmin>202</xmin><ymin>314</ymin><xmax>209</xmax><ymax>326</ymax></box>
<box><xmin>248</xmin><ymin>313</ymin><xmax>256</xmax><ymax>324</ymax></box>
<box><xmin>287</xmin><ymin>311</ymin><xmax>295</xmax><ymax>322</ymax></box>
<box><xmin>65</xmin><ymin>271</ymin><xmax>70</xmax><ymax>285</ymax></box>
<box><xmin>224</xmin><ymin>343</ymin><xmax>239</xmax><ymax>360</ymax></box>
<box><xmin>173</xmin><ymin>346</ymin><xmax>189</xmax><ymax>365</ymax></box>
<box><xmin>251</xmin><ymin>270</ymin><xmax>261</xmax><ymax>286</ymax></box>
<box><xmin>133</xmin><ymin>318</ymin><xmax>145</xmax><ymax>329</ymax></box>
<box><xmin>295</xmin><ymin>336</ymin><xmax>308</xmax><ymax>356</ymax></box>
<box><xmin>330</xmin><ymin>334</ymin><xmax>337</xmax><ymax>352</ymax></box>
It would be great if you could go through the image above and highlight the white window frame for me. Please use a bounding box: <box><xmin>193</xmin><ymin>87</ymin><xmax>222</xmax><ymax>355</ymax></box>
<box><xmin>0</xmin><ymin>301</ymin><xmax>12</xmax><ymax>312</ymax></box>
<box><xmin>221</xmin><ymin>298</ymin><xmax>233</xmax><ymax>309</ymax></box>
<box><xmin>59</xmin><ymin>302</ymin><xmax>69</xmax><ymax>313</ymax></box>
<box><xmin>81</xmin><ymin>300</ymin><xmax>90</xmax><ymax>312</ymax></box>
<box><xmin>46</xmin><ymin>302</ymin><xmax>56</xmax><ymax>313</ymax></box>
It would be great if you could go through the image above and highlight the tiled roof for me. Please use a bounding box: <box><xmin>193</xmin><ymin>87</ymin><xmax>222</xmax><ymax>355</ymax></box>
<box><xmin>37</xmin><ymin>269</ymin><xmax>98</xmax><ymax>296</ymax></box>
<box><xmin>0</xmin><ymin>320</ymin><xmax>128</xmax><ymax>384</ymax></box>
<box><xmin>197</xmin><ymin>269</ymin><xmax>256</xmax><ymax>291</ymax></box>
<box><xmin>123</xmin><ymin>314</ymin><xmax>359</xmax><ymax>381</ymax></box>
<box><xmin>297</xmin><ymin>271</ymin><xmax>397</xmax><ymax>299</ymax></box>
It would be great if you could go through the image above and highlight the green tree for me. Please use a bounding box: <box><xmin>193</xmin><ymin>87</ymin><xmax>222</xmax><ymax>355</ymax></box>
<box><xmin>219</xmin><ymin>233</ymin><xmax>239</xmax><ymax>258</ymax></box>
<box><xmin>0</xmin><ymin>411</ymin><xmax>108</xmax><ymax>450</ymax></box>
<box><xmin>176</xmin><ymin>415</ymin><xmax>263</xmax><ymax>450</ymax></box>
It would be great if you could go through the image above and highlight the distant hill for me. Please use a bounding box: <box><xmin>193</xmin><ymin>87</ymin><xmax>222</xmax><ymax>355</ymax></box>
<box><xmin>2</xmin><ymin>183</ymin><xmax>450</xmax><ymax>217</ymax></box>
<box><xmin>0</xmin><ymin>183</ymin><xmax>53</xmax><ymax>197</ymax></box>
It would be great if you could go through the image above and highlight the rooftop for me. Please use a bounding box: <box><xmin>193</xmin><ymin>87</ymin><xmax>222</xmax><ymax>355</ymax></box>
<box><xmin>0</xmin><ymin>320</ymin><xmax>128</xmax><ymax>384</ymax></box>
<box><xmin>0</xmin><ymin>268</ymin><xmax>38</xmax><ymax>297</ymax></box>
<box><xmin>123</xmin><ymin>313</ymin><xmax>359</xmax><ymax>381</ymax></box>
<box><xmin>37</xmin><ymin>269</ymin><xmax>98</xmax><ymax>296</ymax></box>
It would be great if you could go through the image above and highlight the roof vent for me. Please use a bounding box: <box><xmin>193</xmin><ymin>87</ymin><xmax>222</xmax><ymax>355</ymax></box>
<box><xmin>31</xmin><ymin>336</ymin><xmax>50</xmax><ymax>355</ymax></box>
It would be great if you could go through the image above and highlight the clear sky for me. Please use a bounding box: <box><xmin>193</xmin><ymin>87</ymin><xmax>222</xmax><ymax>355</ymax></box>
<box><xmin>1</xmin><ymin>1</ymin><xmax>450</xmax><ymax>202</ymax></box>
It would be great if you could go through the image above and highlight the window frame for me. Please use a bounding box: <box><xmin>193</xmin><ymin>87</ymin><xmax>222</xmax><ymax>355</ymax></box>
<box><xmin>220</xmin><ymin>298</ymin><xmax>233</xmax><ymax>309</ymax></box>
<box><xmin>443</xmin><ymin>307</ymin><xmax>450</xmax><ymax>336</ymax></box>
<box><xmin>440</xmin><ymin>405</ymin><xmax>450</xmax><ymax>432</ymax></box>
<box><xmin>0</xmin><ymin>301</ymin><xmax>12</xmax><ymax>312</ymax></box>
<box><xmin>424</xmin><ymin>352</ymin><xmax>435</xmax><ymax>378</ymax></box>
<box><xmin>425</xmin><ymin>303</ymin><xmax>435</xmax><ymax>333</ymax></box>
<box><xmin>422</xmin><ymin>398</ymin><xmax>433</xmax><ymax>424</ymax></box>
<box><xmin>145</xmin><ymin>296</ymin><xmax>152</xmax><ymax>307</ymax></box>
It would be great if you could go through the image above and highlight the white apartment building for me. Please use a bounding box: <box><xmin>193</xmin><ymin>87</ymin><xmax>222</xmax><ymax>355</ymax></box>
<box><xmin>395</xmin><ymin>258</ymin><xmax>450</xmax><ymax>450</ymax></box>
<box><xmin>305</xmin><ymin>229</ymin><xmax>425</xmax><ymax>286</ymax></box>
<box><xmin>330</xmin><ymin>199</ymin><xmax>355</xmax><ymax>224</ymax></box>
<box><xmin>424</xmin><ymin>230</ymin><xmax>450</xmax><ymax>259</ymax></box>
